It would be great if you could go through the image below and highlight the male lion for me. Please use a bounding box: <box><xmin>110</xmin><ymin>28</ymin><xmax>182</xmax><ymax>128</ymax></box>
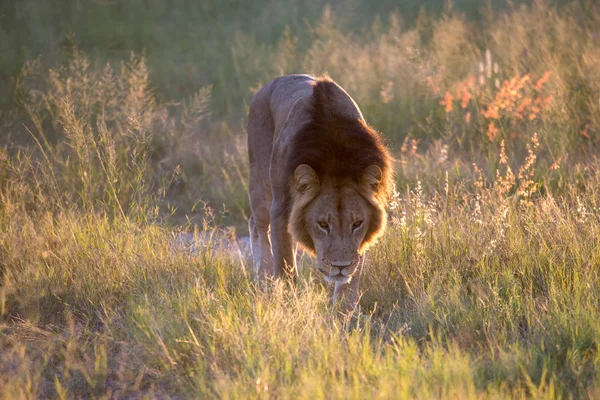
<box><xmin>247</xmin><ymin>74</ymin><xmax>392</xmax><ymax>309</ymax></box>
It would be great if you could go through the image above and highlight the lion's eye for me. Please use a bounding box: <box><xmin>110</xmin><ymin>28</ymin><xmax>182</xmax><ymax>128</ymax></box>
<box><xmin>352</xmin><ymin>220</ymin><xmax>363</xmax><ymax>231</ymax></box>
<box><xmin>318</xmin><ymin>221</ymin><xmax>329</xmax><ymax>230</ymax></box>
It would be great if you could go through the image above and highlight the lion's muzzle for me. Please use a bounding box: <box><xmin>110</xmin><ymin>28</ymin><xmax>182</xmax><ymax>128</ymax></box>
<box><xmin>317</xmin><ymin>257</ymin><xmax>360</xmax><ymax>284</ymax></box>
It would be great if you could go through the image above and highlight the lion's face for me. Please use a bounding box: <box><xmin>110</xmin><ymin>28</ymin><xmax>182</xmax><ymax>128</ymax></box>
<box><xmin>290</xmin><ymin>164</ymin><xmax>387</xmax><ymax>284</ymax></box>
<box><xmin>304</xmin><ymin>185</ymin><xmax>371</xmax><ymax>283</ymax></box>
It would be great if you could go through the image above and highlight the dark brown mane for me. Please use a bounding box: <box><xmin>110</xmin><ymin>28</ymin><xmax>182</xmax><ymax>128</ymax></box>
<box><xmin>285</xmin><ymin>76</ymin><xmax>393</xmax><ymax>201</ymax></box>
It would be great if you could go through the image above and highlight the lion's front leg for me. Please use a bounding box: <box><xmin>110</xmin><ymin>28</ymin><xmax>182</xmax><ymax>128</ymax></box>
<box><xmin>248</xmin><ymin>213</ymin><xmax>274</xmax><ymax>280</ymax></box>
<box><xmin>332</xmin><ymin>256</ymin><xmax>364</xmax><ymax>312</ymax></box>
<box><xmin>270</xmin><ymin>203</ymin><xmax>296</xmax><ymax>280</ymax></box>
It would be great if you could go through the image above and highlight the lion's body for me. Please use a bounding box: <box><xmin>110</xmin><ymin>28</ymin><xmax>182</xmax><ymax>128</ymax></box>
<box><xmin>247</xmin><ymin>74</ymin><xmax>392</xmax><ymax>309</ymax></box>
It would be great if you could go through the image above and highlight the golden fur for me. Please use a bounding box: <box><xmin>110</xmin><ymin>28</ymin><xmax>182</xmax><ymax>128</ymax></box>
<box><xmin>247</xmin><ymin>74</ymin><xmax>393</xmax><ymax>309</ymax></box>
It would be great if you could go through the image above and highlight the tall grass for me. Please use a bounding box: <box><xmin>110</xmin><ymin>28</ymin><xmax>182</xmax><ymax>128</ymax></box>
<box><xmin>2</xmin><ymin>143</ymin><xmax>599</xmax><ymax>398</ymax></box>
<box><xmin>1</xmin><ymin>0</ymin><xmax>600</xmax><ymax>398</ymax></box>
<box><xmin>6</xmin><ymin>46</ymin><xmax>248</xmax><ymax>226</ymax></box>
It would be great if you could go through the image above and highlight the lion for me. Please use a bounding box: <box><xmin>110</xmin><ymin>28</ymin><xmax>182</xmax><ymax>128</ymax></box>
<box><xmin>247</xmin><ymin>74</ymin><xmax>393</xmax><ymax>309</ymax></box>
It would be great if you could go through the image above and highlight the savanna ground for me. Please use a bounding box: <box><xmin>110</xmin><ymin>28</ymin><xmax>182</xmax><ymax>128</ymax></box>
<box><xmin>1</xmin><ymin>0</ymin><xmax>600</xmax><ymax>398</ymax></box>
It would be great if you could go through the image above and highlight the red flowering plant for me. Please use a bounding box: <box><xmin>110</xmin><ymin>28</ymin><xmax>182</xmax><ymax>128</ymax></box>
<box><xmin>427</xmin><ymin>53</ymin><xmax>554</xmax><ymax>151</ymax></box>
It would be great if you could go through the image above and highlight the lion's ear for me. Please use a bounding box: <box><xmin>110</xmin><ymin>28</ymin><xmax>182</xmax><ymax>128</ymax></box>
<box><xmin>294</xmin><ymin>164</ymin><xmax>319</xmax><ymax>192</ymax></box>
<box><xmin>361</xmin><ymin>165</ymin><xmax>382</xmax><ymax>192</ymax></box>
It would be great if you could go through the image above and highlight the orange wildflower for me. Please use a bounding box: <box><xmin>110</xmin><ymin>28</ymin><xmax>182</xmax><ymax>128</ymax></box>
<box><xmin>516</xmin><ymin>97</ymin><xmax>532</xmax><ymax>114</ymax></box>
<box><xmin>461</xmin><ymin>90</ymin><xmax>472</xmax><ymax>108</ymax></box>
<box><xmin>466</xmin><ymin>76</ymin><xmax>475</xmax><ymax>89</ymax></box>
<box><xmin>581</xmin><ymin>124</ymin><xmax>591</xmax><ymax>139</ymax></box>
<box><xmin>482</xmin><ymin>105</ymin><xmax>500</xmax><ymax>119</ymax></box>
<box><xmin>487</xmin><ymin>122</ymin><xmax>499</xmax><ymax>141</ymax></box>
<box><xmin>440</xmin><ymin>91</ymin><xmax>453</xmax><ymax>113</ymax></box>
<box><xmin>535</xmin><ymin>71</ymin><xmax>553</xmax><ymax>90</ymax></box>
<box><xmin>540</xmin><ymin>95</ymin><xmax>553</xmax><ymax>110</ymax></box>
<box><xmin>518</xmin><ymin>74</ymin><xmax>530</xmax><ymax>88</ymax></box>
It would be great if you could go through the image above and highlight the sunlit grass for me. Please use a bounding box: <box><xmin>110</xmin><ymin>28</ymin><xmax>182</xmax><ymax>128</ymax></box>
<box><xmin>2</xmin><ymin>162</ymin><xmax>599</xmax><ymax>397</ymax></box>
<box><xmin>1</xmin><ymin>0</ymin><xmax>600</xmax><ymax>398</ymax></box>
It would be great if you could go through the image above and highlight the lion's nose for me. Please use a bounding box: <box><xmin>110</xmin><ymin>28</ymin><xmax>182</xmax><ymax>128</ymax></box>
<box><xmin>331</xmin><ymin>260</ymin><xmax>352</xmax><ymax>268</ymax></box>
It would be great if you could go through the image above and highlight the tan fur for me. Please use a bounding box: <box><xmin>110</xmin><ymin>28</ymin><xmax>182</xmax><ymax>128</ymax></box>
<box><xmin>247</xmin><ymin>74</ymin><xmax>393</xmax><ymax>311</ymax></box>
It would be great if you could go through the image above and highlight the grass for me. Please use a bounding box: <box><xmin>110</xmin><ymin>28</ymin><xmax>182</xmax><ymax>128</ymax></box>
<box><xmin>1</xmin><ymin>0</ymin><xmax>600</xmax><ymax>398</ymax></box>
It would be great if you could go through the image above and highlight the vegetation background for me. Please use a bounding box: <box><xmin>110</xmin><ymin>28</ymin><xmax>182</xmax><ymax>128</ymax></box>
<box><xmin>1</xmin><ymin>0</ymin><xmax>599</xmax><ymax>398</ymax></box>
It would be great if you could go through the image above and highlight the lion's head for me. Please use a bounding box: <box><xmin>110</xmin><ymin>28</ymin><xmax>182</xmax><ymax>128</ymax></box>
<box><xmin>286</xmin><ymin>76</ymin><xmax>393</xmax><ymax>283</ymax></box>
<box><xmin>290</xmin><ymin>164</ymin><xmax>387</xmax><ymax>283</ymax></box>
